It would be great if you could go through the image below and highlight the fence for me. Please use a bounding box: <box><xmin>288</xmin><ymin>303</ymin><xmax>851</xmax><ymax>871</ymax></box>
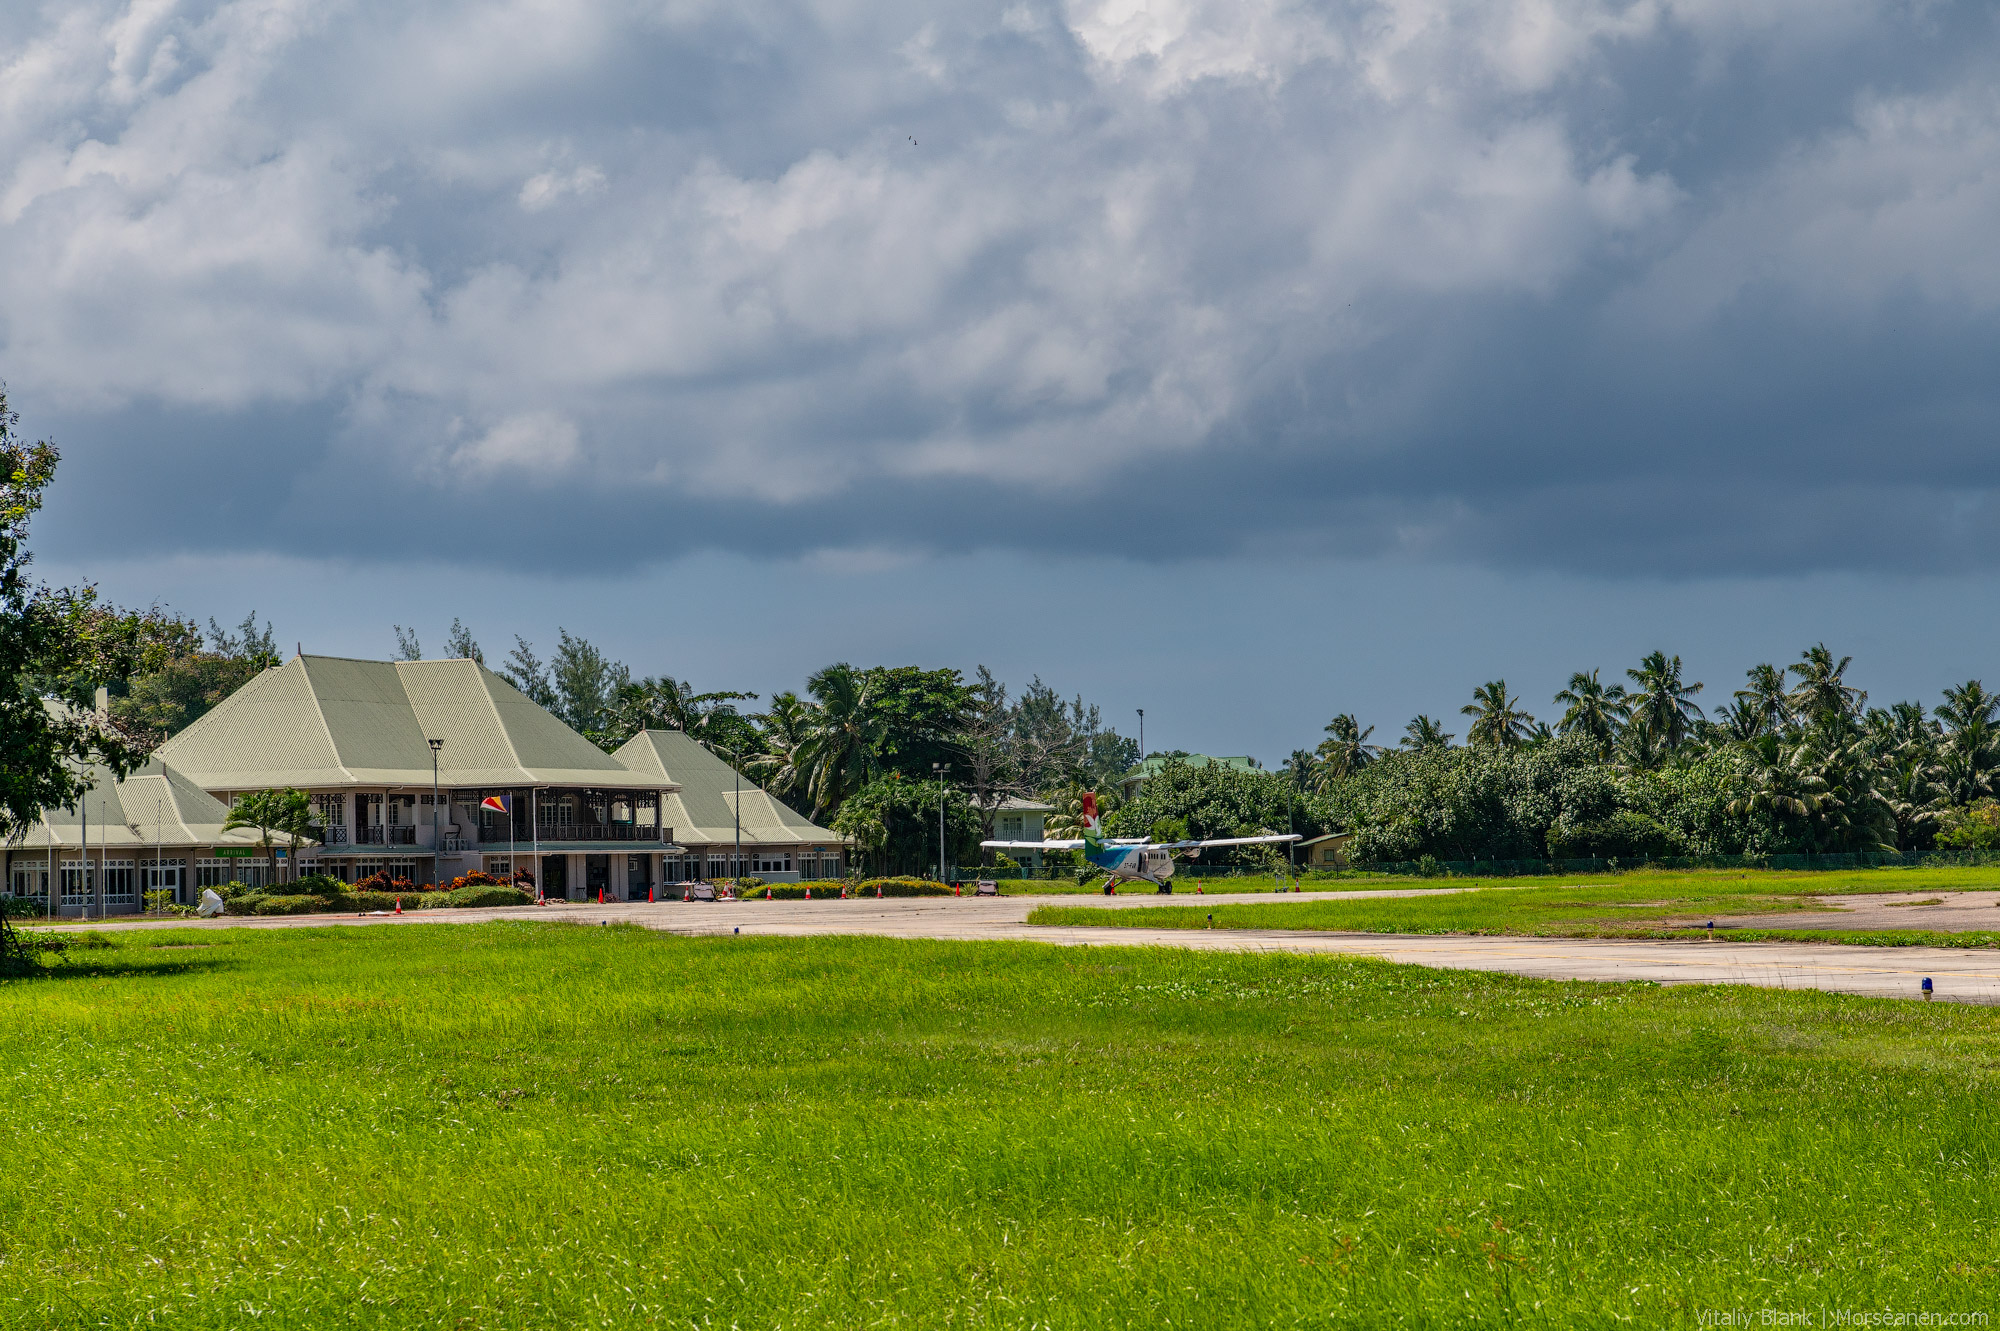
<box><xmin>1345</xmin><ymin>849</ymin><xmax>2000</xmax><ymax>878</ymax></box>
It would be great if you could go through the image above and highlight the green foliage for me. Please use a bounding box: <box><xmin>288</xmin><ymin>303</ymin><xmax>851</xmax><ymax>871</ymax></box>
<box><xmin>1109</xmin><ymin>754</ymin><xmax>1311</xmax><ymax>863</ymax></box>
<box><xmin>1331</xmin><ymin>736</ymin><xmax>1624</xmax><ymax>863</ymax></box>
<box><xmin>831</xmin><ymin>775</ymin><xmax>981</xmax><ymax>875</ymax></box>
<box><xmin>1935</xmin><ymin>798</ymin><xmax>2000</xmax><ymax>850</ymax></box>
<box><xmin>446</xmin><ymin>885</ymin><xmax>534</xmax><ymax>908</ymax></box>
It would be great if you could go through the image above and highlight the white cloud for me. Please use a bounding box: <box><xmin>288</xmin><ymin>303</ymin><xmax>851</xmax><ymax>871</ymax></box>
<box><xmin>517</xmin><ymin>163</ymin><xmax>605</xmax><ymax>211</ymax></box>
<box><xmin>447</xmin><ymin>411</ymin><xmax>581</xmax><ymax>473</ymax></box>
<box><xmin>1</xmin><ymin>0</ymin><xmax>1995</xmax><ymax>573</ymax></box>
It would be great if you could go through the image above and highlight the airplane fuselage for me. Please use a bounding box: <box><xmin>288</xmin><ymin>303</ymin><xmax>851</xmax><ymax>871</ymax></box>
<box><xmin>1088</xmin><ymin>841</ymin><xmax>1176</xmax><ymax>885</ymax></box>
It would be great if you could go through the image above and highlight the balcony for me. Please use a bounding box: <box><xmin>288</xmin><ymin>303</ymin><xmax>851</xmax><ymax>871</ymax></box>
<box><xmin>479</xmin><ymin>824</ymin><xmax>672</xmax><ymax>844</ymax></box>
<box><xmin>349</xmin><ymin>827</ymin><xmax>417</xmax><ymax>846</ymax></box>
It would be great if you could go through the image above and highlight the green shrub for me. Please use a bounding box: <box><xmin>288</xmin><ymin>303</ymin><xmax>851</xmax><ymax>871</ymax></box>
<box><xmin>758</xmin><ymin>877</ymin><xmax>952</xmax><ymax>900</ymax></box>
<box><xmin>2</xmin><ymin>897</ymin><xmax>45</xmax><ymax>918</ymax></box>
<box><xmin>1547</xmin><ymin>810</ymin><xmax>1681</xmax><ymax>861</ymax></box>
<box><xmin>249</xmin><ymin>894</ymin><xmax>335</xmax><ymax>916</ymax></box>
<box><xmin>445</xmin><ymin>885</ymin><xmax>532</xmax><ymax>908</ymax></box>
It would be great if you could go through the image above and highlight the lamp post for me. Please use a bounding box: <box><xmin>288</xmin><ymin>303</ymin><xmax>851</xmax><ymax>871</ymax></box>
<box><xmin>932</xmin><ymin>761</ymin><xmax>950</xmax><ymax>882</ymax></box>
<box><xmin>1137</xmin><ymin>709</ymin><xmax>1144</xmax><ymax>759</ymax></box>
<box><xmin>428</xmin><ymin>739</ymin><xmax>444</xmax><ymax>887</ymax></box>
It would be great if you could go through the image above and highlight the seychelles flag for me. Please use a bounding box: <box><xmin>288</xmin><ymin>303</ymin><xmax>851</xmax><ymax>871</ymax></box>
<box><xmin>480</xmin><ymin>795</ymin><xmax>510</xmax><ymax>814</ymax></box>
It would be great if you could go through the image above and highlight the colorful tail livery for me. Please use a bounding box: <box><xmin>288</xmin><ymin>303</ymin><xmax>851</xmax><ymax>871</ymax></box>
<box><xmin>981</xmin><ymin>791</ymin><xmax>1298</xmax><ymax>892</ymax></box>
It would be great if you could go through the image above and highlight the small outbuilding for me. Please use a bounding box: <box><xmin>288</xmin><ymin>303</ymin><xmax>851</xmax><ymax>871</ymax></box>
<box><xmin>1296</xmin><ymin>832</ymin><xmax>1354</xmax><ymax>869</ymax></box>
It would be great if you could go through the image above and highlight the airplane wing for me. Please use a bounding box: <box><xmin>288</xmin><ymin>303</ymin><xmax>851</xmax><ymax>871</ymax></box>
<box><xmin>980</xmin><ymin>838</ymin><xmax>1087</xmax><ymax>850</ymax></box>
<box><xmin>1161</xmin><ymin>834</ymin><xmax>1303</xmax><ymax>849</ymax></box>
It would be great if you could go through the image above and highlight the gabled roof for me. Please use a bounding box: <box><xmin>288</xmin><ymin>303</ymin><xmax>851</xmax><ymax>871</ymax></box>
<box><xmin>614</xmin><ymin>730</ymin><xmax>845</xmax><ymax>848</ymax></box>
<box><xmin>10</xmin><ymin>754</ymin><xmax>262</xmax><ymax>852</ymax></box>
<box><xmin>155</xmin><ymin>655</ymin><xmax>667</xmax><ymax>790</ymax></box>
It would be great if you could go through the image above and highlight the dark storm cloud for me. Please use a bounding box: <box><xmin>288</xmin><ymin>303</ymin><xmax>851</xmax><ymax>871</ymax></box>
<box><xmin>7</xmin><ymin>0</ymin><xmax>2000</xmax><ymax>576</ymax></box>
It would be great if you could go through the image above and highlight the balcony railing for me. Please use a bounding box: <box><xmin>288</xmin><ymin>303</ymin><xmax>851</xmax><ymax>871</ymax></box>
<box><xmin>479</xmin><ymin>824</ymin><xmax>672</xmax><ymax>844</ymax></box>
<box><xmin>348</xmin><ymin>827</ymin><xmax>417</xmax><ymax>846</ymax></box>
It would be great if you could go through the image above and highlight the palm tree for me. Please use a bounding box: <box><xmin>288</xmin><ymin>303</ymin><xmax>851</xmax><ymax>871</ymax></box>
<box><xmin>1788</xmin><ymin>644</ymin><xmax>1864</xmax><ymax>727</ymax></box>
<box><xmin>1625</xmin><ymin>651</ymin><xmax>1704</xmax><ymax>754</ymax></box>
<box><xmin>1461</xmin><ymin>680</ymin><xmax>1535</xmax><ymax>749</ymax></box>
<box><xmin>746</xmin><ymin>691</ymin><xmax>819</xmax><ymax>802</ymax></box>
<box><xmin>1401</xmin><ymin>715</ymin><xmax>1454</xmax><ymax>749</ymax></box>
<box><xmin>1935</xmin><ymin>681</ymin><xmax>2000</xmax><ymax>806</ymax></box>
<box><xmin>1728</xmin><ymin>736</ymin><xmax>1827</xmax><ymax>825</ymax></box>
<box><xmin>1316</xmin><ymin>714</ymin><xmax>1380</xmax><ymax>779</ymax></box>
<box><xmin>223</xmin><ymin>787</ymin><xmax>315</xmax><ymax>887</ymax></box>
<box><xmin>1283</xmin><ymin>749</ymin><xmax>1320</xmax><ymax>793</ymax></box>
<box><xmin>801</xmin><ymin>663</ymin><xmax>890</xmax><ymax>818</ymax></box>
<box><xmin>1553</xmin><ymin>670</ymin><xmax>1629</xmax><ymax>754</ymax></box>
<box><xmin>606</xmin><ymin>677</ymin><xmax>759</xmax><ymax>751</ymax></box>
<box><xmin>1733</xmin><ymin>663</ymin><xmax>1793</xmax><ymax>737</ymax></box>
<box><xmin>1714</xmin><ymin>699</ymin><xmax>1767</xmax><ymax>744</ymax></box>
<box><xmin>1880</xmin><ymin>743</ymin><xmax>1946</xmax><ymax>852</ymax></box>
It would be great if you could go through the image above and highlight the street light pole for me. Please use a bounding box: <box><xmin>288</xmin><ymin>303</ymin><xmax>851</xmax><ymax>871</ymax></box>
<box><xmin>428</xmin><ymin>739</ymin><xmax>444</xmax><ymax>888</ymax></box>
<box><xmin>932</xmin><ymin>762</ymin><xmax>949</xmax><ymax>882</ymax></box>
<box><xmin>1137</xmin><ymin>709</ymin><xmax>1144</xmax><ymax>759</ymax></box>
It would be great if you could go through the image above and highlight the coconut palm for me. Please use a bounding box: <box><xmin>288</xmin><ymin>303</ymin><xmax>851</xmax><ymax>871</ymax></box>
<box><xmin>1283</xmin><ymin>749</ymin><xmax>1320</xmax><ymax>793</ymax></box>
<box><xmin>1935</xmin><ymin>681</ymin><xmax>2000</xmax><ymax>806</ymax></box>
<box><xmin>1401</xmin><ymin>715</ymin><xmax>1454</xmax><ymax>749</ymax></box>
<box><xmin>1316</xmin><ymin>714</ymin><xmax>1380</xmax><ymax>780</ymax></box>
<box><xmin>800</xmin><ymin>663</ymin><xmax>890</xmax><ymax>818</ymax></box>
<box><xmin>1733</xmin><ymin>663</ymin><xmax>1793</xmax><ymax>737</ymax></box>
<box><xmin>1788</xmin><ymin>644</ymin><xmax>1864</xmax><ymax>727</ymax></box>
<box><xmin>1552</xmin><ymin>670</ymin><xmax>1629</xmax><ymax>754</ymax></box>
<box><xmin>1727</xmin><ymin>736</ymin><xmax>1827</xmax><ymax>825</ymax></box>
<box><xmin>1461</xmin><ymin>680</ymin><xmax>1535</xmax><ymax>749</ymax></box>
<box><xmin>746</xmin><ymin>691</ymin><xmax>818</xmax><ymax>802</ymax></box>
<box><xmin>1625</xmin><ymin>651</ymin><xmax>1704</xmax><ymax>754</ymax></box>
<box><xmin>1713</xmin><ymin>699</ymin><xmax>1767</xmax><ymax>745</ymax></box>
<box><xmin>1880</xmin><ymin>743</ymin><xmax>1947</xmax><ymax>852</ymax></box>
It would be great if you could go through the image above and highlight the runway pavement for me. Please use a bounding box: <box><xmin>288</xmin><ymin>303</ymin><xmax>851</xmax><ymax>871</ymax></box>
<box><xmin>41</xmin><ymin>887</ymin><xmax>2000</xmax><ymax>1005</ymax></box>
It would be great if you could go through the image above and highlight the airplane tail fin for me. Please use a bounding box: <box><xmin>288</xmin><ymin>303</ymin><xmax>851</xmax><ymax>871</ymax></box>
<box><xmin>1081</xmin><ymin>792</ymin><xmax>1103</xmax><ymax>850</ymax></box>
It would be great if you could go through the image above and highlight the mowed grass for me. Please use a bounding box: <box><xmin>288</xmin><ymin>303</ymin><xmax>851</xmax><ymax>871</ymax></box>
<box><xmin>1027</xmin><ymin>866</ymin><xmax>2000</xmax><ymax>948</ymax></box>
<box><xmin>4</xmin><ymin>924</ymin><xmax>1999</xmax><ymax>1327</ymax></box>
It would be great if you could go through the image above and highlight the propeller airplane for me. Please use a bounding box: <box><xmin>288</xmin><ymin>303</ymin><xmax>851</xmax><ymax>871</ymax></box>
<box><xmin>982</xmin><ymin>792</ymin><xmax>1299</xmax><ymax>893</ymax></box>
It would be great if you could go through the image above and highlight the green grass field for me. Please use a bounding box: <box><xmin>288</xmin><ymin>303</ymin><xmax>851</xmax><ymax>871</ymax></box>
<box><xmin>1027</xmin><ymin>866</ymin><xmax>2000</xmax><ymax>949</ymax></box>
<box><xmin>4</xmin><ymin>923</ymin><xmax>1997</xmax><ymax>1327</ymax></box>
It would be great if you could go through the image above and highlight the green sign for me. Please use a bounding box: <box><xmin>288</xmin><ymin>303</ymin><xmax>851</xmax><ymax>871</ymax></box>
<box><xmin>212</xmin><ymin>846</ymin><xmax>256</xmax><ymax>858</ymax></box>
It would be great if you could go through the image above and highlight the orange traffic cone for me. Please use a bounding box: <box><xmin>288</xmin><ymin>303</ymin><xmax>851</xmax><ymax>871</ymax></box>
<box><xmin>955</xmin><ymin>885</ymin><xmax>962</xmax><ymax>896</ymax></box>
<box><xmin>598</xmin><ymin>887</ymin><xmax>603</xmax><ymax>904</ymax></box>
<box><xmin>805</xmin><ymin>886</ymin><xmax>812</xmax><ymax>900</ymax></box>
<box><xmin>394</xmin><ymin>898</ymin><xmax>402</xmax><ymax>914</ymax></box>
<box><xmin>877</xmin><ymin>885</ymin><xmax>883</xmax><ymax>898</ymax></box>
<box><xmin>648</xmin><ymin>886</ymin><xmax>655</xmax><ymax>903</ymax></box>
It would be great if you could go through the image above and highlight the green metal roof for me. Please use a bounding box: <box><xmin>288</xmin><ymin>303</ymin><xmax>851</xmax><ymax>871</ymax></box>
<box><xmin>8</xmin><ymin>754</ymin><xmax>264</xmax><ymax>852</ymax></box>
<box><xmin>155</xmin><ymin>655</ymin><xmax>668</xmax><ymax>791</ymax></box>
<box><xmin>1122</xmin><ymin>754</ymin><xmax>1264</xmax><ymax>783</ymax></box>
<box><xmin>614</xmin><ymin>730</ymin><xmax>845</xmax><ymax>849</ymax></box>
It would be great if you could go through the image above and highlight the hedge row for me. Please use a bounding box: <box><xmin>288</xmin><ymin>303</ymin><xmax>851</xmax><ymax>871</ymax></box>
<box><xmin>227</xmin><ymin>885</ymin><xmax>534</xmax><ymax>915</ymax></box>
<box><xmin>753</xmin><ymin>878</ymin><xmax>956</xmax><ymax>900</ymax></box>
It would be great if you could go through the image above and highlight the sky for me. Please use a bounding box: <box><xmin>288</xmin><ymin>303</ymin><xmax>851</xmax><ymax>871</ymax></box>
<box><xmin>6</xmin><ymin>0</ymin><xmax>2000</xmax><ymax>764</ymax></box>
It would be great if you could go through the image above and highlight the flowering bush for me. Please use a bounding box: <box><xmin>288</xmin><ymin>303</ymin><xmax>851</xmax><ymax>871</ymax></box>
<box><xmin>350</xmin><ymin>871</ymin><xmax>422</xmax><ymax>895</ymax></box>
<box><xmin>445</xmin><ymin>872</ymin><xmax>502</xmax><ymax>891</ymax></box>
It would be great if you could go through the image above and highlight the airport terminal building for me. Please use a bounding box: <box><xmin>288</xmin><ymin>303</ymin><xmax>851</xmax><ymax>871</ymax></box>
<box><xmin>134</xmin><ymin>654</ymin><xmax>844</xmax><ymax>901</ymax></box>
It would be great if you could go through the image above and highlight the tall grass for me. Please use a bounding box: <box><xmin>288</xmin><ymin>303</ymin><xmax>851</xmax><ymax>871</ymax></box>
<box><xmin>1</xmin><ymin>924</ymin><xmax>1995</xmax><ymax>1326</ymax></box>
